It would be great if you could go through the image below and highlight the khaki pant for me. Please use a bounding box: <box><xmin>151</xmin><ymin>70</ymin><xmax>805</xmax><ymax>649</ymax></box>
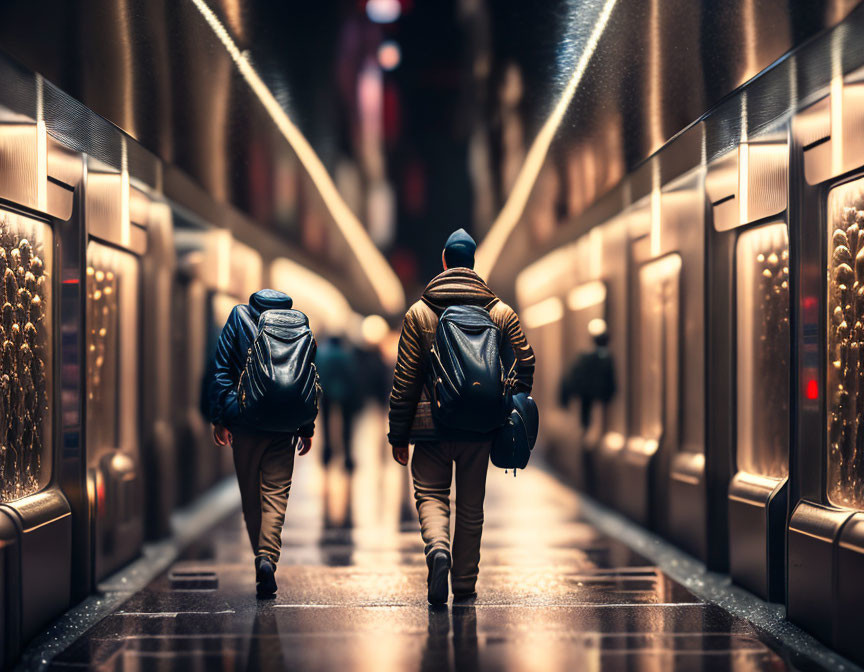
<box><xmin>411</xmin><ymin>441</ymin><xmax>491</xmax><ymax>594</ymax></box>
<box><xmin>232</xmin><ymin>430</ymin><xmax>297</xmax><ymax>564</ymax></box>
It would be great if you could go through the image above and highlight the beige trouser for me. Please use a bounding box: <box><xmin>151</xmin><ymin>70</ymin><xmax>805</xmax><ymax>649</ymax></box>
<box><xmin>411</xmin><ymin>441</ymin><xmax>491</xmax><ymax>594</ymax></box>
<box><xmin>232</xmin><ymin>430</ymin><xmax>297</xmax><ymax>564</ymax></box>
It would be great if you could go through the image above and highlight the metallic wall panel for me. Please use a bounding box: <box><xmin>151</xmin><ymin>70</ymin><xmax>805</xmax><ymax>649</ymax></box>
<box><xmin>787</xmin><ymin>501</ymin><xmax>853</xmax><ymax>645</ymax></box>
<box><xmin>0</xmin><ymin>508</ymin><xmax>21</xmax><ymax>669</ymax></box>
<box><xmin>0</xmin><ymin>489</ymin><xmax>72</xmax><ymax>642</ymax></box>
<box><xmin>728</xmin><ymin>475</ymin><xmax>787</xmax><ymax>601</ymax></box>
<box><xmin>836</xmin><ymin>513</ymin><xmax>864</xmax><ymax>665</ymax></box>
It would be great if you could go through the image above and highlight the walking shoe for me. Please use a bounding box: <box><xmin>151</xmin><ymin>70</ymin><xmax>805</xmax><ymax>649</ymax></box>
<box><xmin>255</xmin><ymin>555</ymin><xmax>277</xmax><ymax>598</ymax></box>
<box><xmin>426</xmin><ymin>549</ymin><xmax>451</xmax><ymax>605</ymax></box>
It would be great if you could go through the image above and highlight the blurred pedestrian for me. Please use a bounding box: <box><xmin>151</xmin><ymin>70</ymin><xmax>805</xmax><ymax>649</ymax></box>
<box><xmin>560</xmin><ymin>318</ymin><xmax>616</xmax><ymax>429</ymax></box>
<box><xmin>317</xmin><ymin>335</ymin><xmax>361</xmax><ymax>472</ymax></box>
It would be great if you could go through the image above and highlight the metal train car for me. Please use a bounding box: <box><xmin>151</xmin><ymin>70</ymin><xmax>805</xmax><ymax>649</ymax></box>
<box><xmin>501</xmin><ymin>10</ymin><xmax>864</xmax><ymax>665</ymax></box>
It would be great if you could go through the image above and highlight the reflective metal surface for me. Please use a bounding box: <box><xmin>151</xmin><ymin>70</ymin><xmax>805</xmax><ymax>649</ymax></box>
<box><xmin>486</xmin><ymin>1</ymin><xmax>864</xmax><ymax>292</ymax></box>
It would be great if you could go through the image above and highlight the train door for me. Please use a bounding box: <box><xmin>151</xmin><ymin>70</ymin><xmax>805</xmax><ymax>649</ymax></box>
<box><xmin>706</xmin><ymin>137</ymin><xmax>791</xmax><ymax>596</ymax></box>
<box><xmin>591</xmin><ymin>217</ymin><xmax>632</xmax><ymax>507</ymax></box>
<box><xmin>0</xmin><ymin>124</ymin><xmax>78</xmax><ymax>666</ymax></box>
<box><xmin>140</xmin><ymin>200</ymin><xmax>176</xmax><ymax>540</ymax></box>
<box><xmin>84</xmin><ymin>161</ymin><xmax>145</xmax><ymax>581</ymax></box>
<box><xmin>789</xmin><ymin>73</ymin><xmax>864</xmax><ymax>665</ymax></box>
<box><xmin>172</xmin><ymin>251</ymin><xmax>214</xmax><ymax>503</ymax></box>
<box><xmin>620</xmin><ymin>247</ymin><xmax>682</xmax><ymax>534</ymax></box>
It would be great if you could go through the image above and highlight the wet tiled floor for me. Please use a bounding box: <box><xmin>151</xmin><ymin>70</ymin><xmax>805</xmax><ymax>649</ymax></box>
<box><xmin>44</xmin><ymin>413</ymin><xmax>833</xmax><ymax>671</ymax></box>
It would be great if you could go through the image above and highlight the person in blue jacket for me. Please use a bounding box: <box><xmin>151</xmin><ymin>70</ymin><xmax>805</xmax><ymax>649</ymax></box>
<box><xmin>206</xmin><ymin>289</ymin><xmax>314</xmax><ymax>597</ymax></box>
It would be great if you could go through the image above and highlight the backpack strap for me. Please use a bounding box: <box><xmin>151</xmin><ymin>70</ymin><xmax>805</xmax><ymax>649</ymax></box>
<box><xmin>416</xmin><ymin>302</ymin><xmax>438</xmax><ymax>400</ymax></box>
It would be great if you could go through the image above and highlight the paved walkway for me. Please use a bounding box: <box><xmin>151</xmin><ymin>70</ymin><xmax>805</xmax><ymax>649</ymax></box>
<box><xmin>44</xmin><ymin>410</ymin><xmax>835</xmax><ymax>671</ymax></box>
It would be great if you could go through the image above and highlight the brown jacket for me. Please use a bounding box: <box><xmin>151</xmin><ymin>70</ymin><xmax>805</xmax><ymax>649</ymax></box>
<box><xmin>387</xmin><ymin>268</ymin><xmax>535</xmax><ymax>446</ymax></box>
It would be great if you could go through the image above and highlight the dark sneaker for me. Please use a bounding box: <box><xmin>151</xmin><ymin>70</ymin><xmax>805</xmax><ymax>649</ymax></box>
<box><xmin>255</xmin><ymin>555</ymin><xmax>277</xmax><ymax>598</ymax></box>
<box><xmin>426</xmin><ymin>549</ymin><xmax>451</xmax><ymax>606</ymax></box>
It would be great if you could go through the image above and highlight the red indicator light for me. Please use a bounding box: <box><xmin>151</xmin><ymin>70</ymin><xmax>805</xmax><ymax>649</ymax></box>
<box><xmin>805</xmin><ymin>379</ymin><xmax>819</xmax><ymax>400</ymax></box>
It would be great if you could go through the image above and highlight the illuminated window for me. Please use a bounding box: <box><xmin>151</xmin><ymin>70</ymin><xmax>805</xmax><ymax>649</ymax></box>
<box><xmin>86</xmin><ymin>242</ymin><xmax>139</xmax><ymax>467</ymax></box>
<box><xmin>827</xmin><ymin>178</ymin><xmax>864</xmax><ymax>510</ymax></box>
<box><xmin>0</xmin><ymin>212</ymin><xmax>53</xmax><ymax>503</ymax></box>
<box><xmin>637</xmin><ymin>255</ymin><xmax>681</xmax><ymax>442</ymax></box>
<box><xmin>736</xmin><ymin>223</ymin><xmax>790</xmax><ymax>479</ymax></box>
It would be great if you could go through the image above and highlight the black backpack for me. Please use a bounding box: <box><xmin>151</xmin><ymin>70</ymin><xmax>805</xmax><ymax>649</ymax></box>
<box><xmin>490</xmin><ymin>392</ymin><xmax>539</xmax><ymax>473</ymax></box>
<box><xmin>428</xmin><ymin>305</ymin><xmax>508</xmax><ymax>434</ymax></box>
<box><xmin>238</xmin><ymin>309</ymin><xmax>319</xmax><ymax>433</ymax></box>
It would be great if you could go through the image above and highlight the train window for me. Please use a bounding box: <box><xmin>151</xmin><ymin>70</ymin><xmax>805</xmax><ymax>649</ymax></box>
<box><xmin>637</xmin><ymin>255</ymin><xmax>681</xmax><ymax>442</ymax></box>
<box><xmin>735</xmin><ymin>223</ymin><xmax>790</xmax><ymax>479</ymax></box>
<box><xmin>86</xmin><ymin>242</ymin><xmax>139</xmax><ymax>466</ymax></box>
<box><xmin>0</xmin><ymin>211</ymin><xmax>53</xmax><ymax>503</ymax></box>
<box><xmin>827</xmin><ymin>179</ymin><xmax>864</xmax><ymax>510</ymax></box>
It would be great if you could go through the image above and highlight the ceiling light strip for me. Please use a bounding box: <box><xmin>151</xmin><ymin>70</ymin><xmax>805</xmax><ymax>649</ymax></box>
<box><xmin>189</xmin><ymin>0</ymin><xmax>405</xmax><ymax>314</ymax></box>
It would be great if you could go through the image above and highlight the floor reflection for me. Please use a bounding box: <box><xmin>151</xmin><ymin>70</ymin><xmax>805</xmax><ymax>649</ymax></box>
<box><xmin>45</xmin><ymin>403</ymin><xmax>830</xmax><ymax>671</ymax></box>
<box><xmin>245</xmin><ymin>606</ymin><xmax>286</xmax><ymax>672</ymax></box>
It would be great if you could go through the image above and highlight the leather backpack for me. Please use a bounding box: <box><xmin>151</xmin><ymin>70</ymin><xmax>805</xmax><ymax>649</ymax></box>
<box><xmin>238</xmin><ymin>309</ymin><xmax>319</xmax><ymax>433</ymax></box>
<box><xmin>490</xmin><ymin>392</ymin><xmax>539</xmax><ymax>474</ymax></box>
<box><xmin>428</xmin><ymin>305</ymin><xmax>509</xmax><ymax>434</ymax></box>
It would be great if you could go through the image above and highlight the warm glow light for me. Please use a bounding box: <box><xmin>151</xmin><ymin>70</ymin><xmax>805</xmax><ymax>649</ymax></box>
<box><xmin>650</xmin><ymin>166</ymin><xmax>662</xmax><ymax>258</ymax></box>
<box><xmin>739</xmin><ymin>143</ymin><xmax>749</xmax><ymax>224</ymax></box>
<box><xmin>523</xmin><ymin>296</ymin><xmax>564</xmax><ymax>329</ymax></box>
<box><xmin>120</xmin><ymin>138</ymin><xmax>131</xmax><ymax>248</ymax></box>
<box><xmin>588</xmin><ymin>317</ymin><xmax>607</xmax><ymax>338</ymax></box>
<box><xmin>641</xmin><ymin>252</ymin><xmax>681</xmax><ymax>282</ymax></box>
<box><xmin>271</xmin><ymin>257</ymin><xmax>354</xmax><ymax>334</ymax></box>
<box><xmin>806</xmin><ymin>378</ymin><xmax>819</xmax><ymax>400</ymax></box>
<box><xmin>35</xmin><ymin>75</ymin><xmax>47</xmax><ymax>211</ymax></box>
<box><xmin>475</xmin><ymin>0</ymin><xmax>620</xmax><ymax>277</ymax></box>
<box><xmin>831</xmin><ymin>74</ymin><xmax>844</xmax><ymax>176</ymax></box>
<box><xmin>190</xmin><ymin>0</ymin><xmax>405</xmax><ymax>315</ymax></box>
<box><xmin>567</xmin><ymin>281</ymin><xmax>606</xmax><ymax>312</ymax></box>
<box><xmin>377</xmin><ymin>41</ymin><xmax>401</xmax><ymax>71</ymax></box>
<box><xmin>361</xmin><ymin>314</ymin><xmax>389</xmax><ymax>346</ymax></box>
<box><xmin>366</xmin><ymin>0</ymin><xmax>401</xmax><ymax>24</ymax></box>
<box><xmin>215</xmin><ymin>229</ymin><xmax>232</xmax><ymax>292</ymax></box>
<box><xmin>516</xmin><ymin>246</ymin><xmax>575</xmax><ymax>306</ymax></box>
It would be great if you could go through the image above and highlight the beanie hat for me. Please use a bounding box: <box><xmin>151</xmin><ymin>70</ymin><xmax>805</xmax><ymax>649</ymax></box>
<box><xmin>443</xmin><ymin>228</ymin><xmax>476</xmax><ymax>269</ymax></box>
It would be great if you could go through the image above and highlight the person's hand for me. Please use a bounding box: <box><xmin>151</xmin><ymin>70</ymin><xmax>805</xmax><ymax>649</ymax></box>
<box><xmin>298</xmin><ymin>436</ymin><xmax>312</xmax><ymax>456</ymax></box>
<box><xmin>213</xmin><ymin>424</ymin><xmax>232</xmax><ymax>446</ymax></box>
<box><xmin>392</xmin><ymin>444</ymin><xmax>408</xmax><ymax>466</ymax></box>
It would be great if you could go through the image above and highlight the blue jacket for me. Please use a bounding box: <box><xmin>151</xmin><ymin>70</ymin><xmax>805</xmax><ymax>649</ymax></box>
<box><xmin>206</xmin><ymin>289</ymin><xmax>315</xmax><ymax>436</ymax></box>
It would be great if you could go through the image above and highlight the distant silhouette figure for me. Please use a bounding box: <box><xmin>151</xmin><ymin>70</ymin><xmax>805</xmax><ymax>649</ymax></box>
<box><xmin>561</xmin><ymin>319</ymin><xmax>616</xmax><ymax>429</ymax></box>
<box><xmin>317</xmin><ymin>335</ymin><xmax>360</xmax><ymax>471</ymax></box>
